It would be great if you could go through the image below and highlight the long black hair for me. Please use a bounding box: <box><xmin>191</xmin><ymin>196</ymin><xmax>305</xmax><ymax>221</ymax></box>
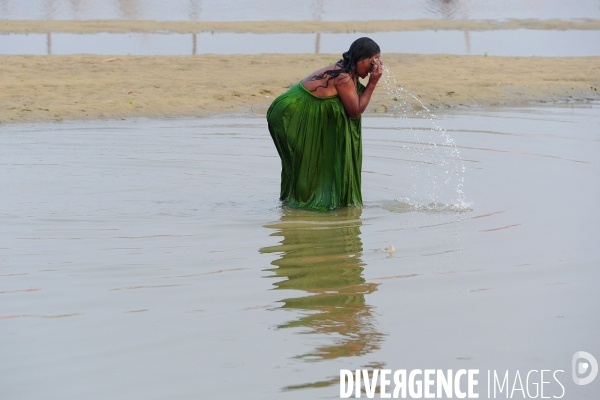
<box><xmin>308</xmin><ymin>37</ymin><xmax>381</xmax><ymax>91</ymax></box>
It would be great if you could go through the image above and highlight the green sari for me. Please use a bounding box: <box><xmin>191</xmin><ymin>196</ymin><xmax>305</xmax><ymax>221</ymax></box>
<box><xmin>267</xmin><ymin>81</ymin><xmax>363</xmax><ymax>211</ymax></box>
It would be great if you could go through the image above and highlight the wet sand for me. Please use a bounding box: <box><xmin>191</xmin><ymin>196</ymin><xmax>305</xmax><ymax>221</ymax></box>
<box><xmin>1</xmin><ymin>53</ymin><xmax>599</xmax><ymax>124</ymax></box>
<box><xmin>3</xmin><ymin>19</ymin><xmax>600</xmax><ymax>34</ymax></box>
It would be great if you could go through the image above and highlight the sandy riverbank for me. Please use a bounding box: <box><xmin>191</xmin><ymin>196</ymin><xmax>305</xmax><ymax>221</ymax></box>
<box><xmin>1</xmin><ymin>53</ymin><xmax>599</xmax><ymax>124</ymax></box>
<box><xmin>2</xmin><ymin>19</ymin><xmax>600</xmax><ymax>34</ymax></box>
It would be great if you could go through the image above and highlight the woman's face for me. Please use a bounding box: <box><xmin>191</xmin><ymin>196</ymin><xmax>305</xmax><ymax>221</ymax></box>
<box><xmin>356</xmin><ymin>53</ymin><xmax>382</xmax><ymax>79</ymax></box>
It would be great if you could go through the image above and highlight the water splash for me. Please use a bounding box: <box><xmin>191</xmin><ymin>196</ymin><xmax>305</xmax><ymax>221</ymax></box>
<box><xmin>380</xmin><ymin>64</ymin><xmax>469</xmax><ymax>211</ymax></box>
<box><xmin>379</xmin><ymin>199</ymin><xmax>472</xmax><ymax>215</ymax></box>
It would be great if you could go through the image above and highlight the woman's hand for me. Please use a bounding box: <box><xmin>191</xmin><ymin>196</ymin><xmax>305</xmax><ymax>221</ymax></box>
<box><xmin>336</xmin><ymin>54</ymin><xmax>383</xmax><ymax>118</ymax></box>
<box><xmin>369</xmin><ymin>57</ymin><xmax>383</xmax><ymax>85</ymax></box>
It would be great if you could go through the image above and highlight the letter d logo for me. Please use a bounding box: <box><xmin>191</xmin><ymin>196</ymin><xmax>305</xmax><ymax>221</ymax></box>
<box><xmin>572</xmin><ymin>351</ymin><xmax>598</xmax><ymax>385</ymax></box>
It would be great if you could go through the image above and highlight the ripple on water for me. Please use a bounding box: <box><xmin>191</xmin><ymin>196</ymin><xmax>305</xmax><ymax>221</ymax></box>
<box><xmin>2</xmin><ymin>106</ymin><xmax>600</xmax><ymax>399</ymax></box>
<box><xmin>1</xmin><ymin>0</ymin><xmax>598</xmax><ymax>21</ymax></box>
<box><xmin>377</xmin><ymin>199</ymin><xmax>473</xmax><ymax>214</ymax></box>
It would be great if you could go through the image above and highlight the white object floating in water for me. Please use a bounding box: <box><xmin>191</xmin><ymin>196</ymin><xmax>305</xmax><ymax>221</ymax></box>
<box><xmin>374</xmin><ymin>245</ymin><xmax>395</xmax><ymax>253</ymax></box>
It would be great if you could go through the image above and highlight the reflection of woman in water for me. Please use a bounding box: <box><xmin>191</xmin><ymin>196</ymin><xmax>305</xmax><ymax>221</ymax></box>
<box><xmin>260</xmin><ymin>208</ymin><xmax>382</xmax><ymax>362</ymax></box>
<box><xmin>267</xmin><ymin>37</ymin><xmax>383</xmax><ymax>211</ymax></box>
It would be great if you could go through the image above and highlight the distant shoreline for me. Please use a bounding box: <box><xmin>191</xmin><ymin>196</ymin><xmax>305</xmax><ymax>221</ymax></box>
<box><xmin>2</xmin><ymin>19</ymin><xmax>600</xmax><ymax>34</ymax></box>
<box><xmin>1</xmin><ymin>53</ymin><xmax>599</xmax><ymax>124</ymax></box>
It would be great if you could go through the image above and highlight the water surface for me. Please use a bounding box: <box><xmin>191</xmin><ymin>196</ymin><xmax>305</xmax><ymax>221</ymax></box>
<box><xmin>2</xmin><ymin>29</ymin><xmax>599</xmax><ymax>56</ymax></box>
<box><xmin>1</xmin><ymin>105</ymin><xmax>599</xmax><ymax>398</ymax></box>
<box><xmin>1</xmin><ymin>0</ymin><xmax>599</xmax><ymax>21</ymax></box>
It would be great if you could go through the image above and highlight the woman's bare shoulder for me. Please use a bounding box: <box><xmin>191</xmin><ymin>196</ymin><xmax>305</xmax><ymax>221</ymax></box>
<box><xmin>333</xmin><ymin>71</ymin><xmax>353</xmax><ymax>87</ymax></box>
<box><xmin>301</xmin><ymin>63</ymin><xmax>343</xmax><ymax>96</ymax></box>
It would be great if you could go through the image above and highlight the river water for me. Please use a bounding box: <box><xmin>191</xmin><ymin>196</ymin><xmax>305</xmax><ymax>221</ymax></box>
<box><xmin>2</xmin><ymin>29</ymin><xmax>600</xmax><ymax>57</ymax></box>
<box><xmin>1</xmin><ymin>0</ymin><xmax>599</xmax><ymax>21</ymax></box>
<box><xmin>1</xmin><ymin>104</ymin><xmax>599</xmax><ymax>398</ymax></box>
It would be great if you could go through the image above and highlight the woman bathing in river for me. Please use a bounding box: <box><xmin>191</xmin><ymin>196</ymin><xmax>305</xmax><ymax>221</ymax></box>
<box><xmin>267</xmin><ymin>37</ymin><xmax>383</xmax><ymax>211</ymax></box>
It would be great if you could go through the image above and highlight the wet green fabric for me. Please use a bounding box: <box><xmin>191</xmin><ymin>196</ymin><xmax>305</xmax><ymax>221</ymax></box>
<box><xmin>267</xmin><ymin>81</ymin><xmax>364</xmax><ymax>211</ymax></box>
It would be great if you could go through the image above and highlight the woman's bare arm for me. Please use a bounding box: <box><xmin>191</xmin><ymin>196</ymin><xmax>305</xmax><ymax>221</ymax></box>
<box><xmin>336</xmin><ymin>59</ymin><xmax>383</xmax><ymax>118</ymax></box>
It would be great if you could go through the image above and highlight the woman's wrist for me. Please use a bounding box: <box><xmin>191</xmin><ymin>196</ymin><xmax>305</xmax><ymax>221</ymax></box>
<box><xmin>365</xmin><ymin>81</ymin><xmax>378</xmax><ymax>90</ymax></box>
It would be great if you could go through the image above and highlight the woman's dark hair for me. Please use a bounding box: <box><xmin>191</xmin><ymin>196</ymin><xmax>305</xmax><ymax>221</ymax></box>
<box><xmin>308</xmin><ymin>37</ymin><xmax>380</xmax><ymax>91</ymax></box>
